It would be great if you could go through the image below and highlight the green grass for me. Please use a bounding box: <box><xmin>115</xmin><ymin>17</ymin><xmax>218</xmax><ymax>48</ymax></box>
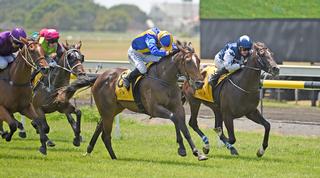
<box><xmin>0</xmin><ymin>107</ymin><xmax>319</xmax><ymax>178</ymax></box>
<box><xmin>200</xmin><ymin>0</ymin><xmax>320</xmax><ymax>19</ymax></box>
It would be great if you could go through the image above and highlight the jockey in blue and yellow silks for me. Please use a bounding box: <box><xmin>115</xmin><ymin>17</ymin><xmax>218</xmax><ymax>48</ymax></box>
<box><xmin>123</xmin><ymin>27</ymin><xmax>177</xmax><ymax>89</ymax></box>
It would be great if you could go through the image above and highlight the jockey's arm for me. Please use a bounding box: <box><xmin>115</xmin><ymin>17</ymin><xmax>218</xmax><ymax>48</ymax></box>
<box><xmin>145</xmin><ymin>35</ymin><xmax>167</xmax><ymax>57</ymax></box>
<box><xmin>223</xmin><ymin>49</ymin><xmax>240</xmax><ymax>72</ymax></box>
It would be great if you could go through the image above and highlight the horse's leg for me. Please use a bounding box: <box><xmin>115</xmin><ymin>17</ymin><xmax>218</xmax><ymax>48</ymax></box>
<box><xmin>152</xmin><ymin>104</ymin><xmax>186</xmax><ymax>157</ymax></box>
<box><xmin>0</xmin><ymin>120</ymin><xmax>9</xmax><ymax>139</ymax></box>
<box><xmin>18</xmin><ymin>115</ymin><xmax>27</xmax><ymax>138</ymax></box>
<box><xmin>21</xmin><ymin>105</ymin><xmax>48</xmax><ymax>155</ymax></box>
<box><xmin>223</xmin><ymin>115</ymin><xmax>239</xmax><ymax>156</ymax></box>
<box><xmin>188</xmin><ymin>99</ymin><xmax>210</xmax><ymax>154</ymax></box>
<box><xmin>101</xmin><ymin>116</ymin><xmax>117</xmax><ymax>159</ymax></box>
<box><xmin>212</xmin><ymin>108</ymin><xmax>229</xmax><ymax>147</ymax></box>
<box><xmin>85</xmin><ymin>119</ymin><xmax>103</xmax><ymax>155</ymax></box>
<box><xmin>63</xmin><ymin>103</ymin><xmax>82</xmax><ymax>147</ymax></box>
<box><xmin>0</xmin><ymin>106</ymin><xmax>17</xmax><ymax>142</ymax></box>
<box><xmin>246</xmin><ymin>109</ymin><xmax>271</xmax><ymax>157</ymax></box>
<box><xmin>33</xmin><ymin>108</ymin><xmax>54</xmax><ymax>147</ymax></box>
<box><xmin>174</xmin><ymin>106</ymin><xmax>208</xmax><ymax>161</ymax></box>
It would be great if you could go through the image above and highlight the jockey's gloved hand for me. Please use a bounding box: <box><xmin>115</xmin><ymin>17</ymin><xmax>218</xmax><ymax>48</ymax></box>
<box><xmin>240</xmin><ymin>64</ymin><xmax>245</xmax><ymax>68</ymax></box>
<box><xmin>49</xmin><ymin>60</ymin><xmax>57</xmax><ymax>68</ymax></box>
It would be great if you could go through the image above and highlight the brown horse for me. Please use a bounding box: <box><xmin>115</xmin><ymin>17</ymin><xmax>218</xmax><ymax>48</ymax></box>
<box><xmin>182</xmin><ymin>42</ymin><xmax>279</xmax><ymax>157</ymax></box>
<box><xmin>28</xmin><ymin>41</ymin><xmax>86</xmax><ymax>147</ymax></box>
<box><xmin>0</xmin><ymin>38</ymin><xmax>50</xmax><ymax>154</ymax></box>
<box><xmin>60</xmin><ymin>41</ymin><xmax>208</xmax><ymax>160</ymax></box>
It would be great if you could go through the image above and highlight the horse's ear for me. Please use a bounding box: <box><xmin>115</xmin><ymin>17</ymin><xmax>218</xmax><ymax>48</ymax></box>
<box><xmin>175</xmin><ymin>40</ymin><xmax>187</xmax><ymax>53</ymax></box>
<box><xmin>20</xmin><ymin>37</ymin><xmax>28</xmax><ymax>45</ymax></box>
<box><xmin>65</xmin><ymin>40</ymin><xmax>70</xmax><ymax>47</ymax></box>
<box><xmin>75</xmin><ymin>41</ymin><xmax>82</xmax><ymax>49</ymax></box>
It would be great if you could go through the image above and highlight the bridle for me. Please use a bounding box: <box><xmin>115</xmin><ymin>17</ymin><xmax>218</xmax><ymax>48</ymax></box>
<box><xmin>19</xmin><ymin>42</ymin><xmax>46</xmax><ymax>70</ymax></box>
<box><xmin>54</xmin><ymin>48</ymin><xmax>84</xmax><ymax>75</ymax></box>
<box><xmin>0</xmin><ymin>42</ymin><xmax>46</xmax><ymax>87</ymax></box>
<box><xmin>228</xmin><ymin>47</ymin><xmax>270</xmax><ymax>94</ymax></box>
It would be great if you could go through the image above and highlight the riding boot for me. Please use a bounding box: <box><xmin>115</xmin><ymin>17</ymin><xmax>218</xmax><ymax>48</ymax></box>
<box><xmin>208</xmin><ymin>68</ymin><xmax>228</xmax><ymax>87</ymax></box>
<box><xmin>123</xmin><ymin>68</ymin><xmax>142</xmax><ymax>90</ymax></box>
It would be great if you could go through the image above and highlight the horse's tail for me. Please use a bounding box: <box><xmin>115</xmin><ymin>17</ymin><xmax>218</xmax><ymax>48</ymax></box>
<box><xmin>55</xmin><ymin>75</ymin><xmax>99</xmax><ymax>103</ymax></box>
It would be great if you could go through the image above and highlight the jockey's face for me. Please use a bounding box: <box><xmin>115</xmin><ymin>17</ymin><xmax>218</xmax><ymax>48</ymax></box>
<box><xmin>10</xmin><ymin>37</ymin><xmax>22</xmax><ymax>49</ymax></box>
<box><xmin>239</xmin><ymin>47</ymin><xmax>250</xmax><ymax>57</ymax></box>
<box><xmin>48</xmin><ymin>41</ymin><xmax>57</xmax><ymax>48</ymax></box>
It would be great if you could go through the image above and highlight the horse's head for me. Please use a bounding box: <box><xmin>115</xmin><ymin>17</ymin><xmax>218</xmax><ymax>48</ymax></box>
<box><xmin>20</xmin><ymin>37</ymin><xmax>49</xmax><ymax>74</ymax></box>
<box><xmin>251</xmin><ymin>42</ymin><xmax>279</xmax><ymax>76</ymax></box>
<box><xmin>62</xmin><ymin>41</ymin><xmax>86</xmax><ymax>77</ymax></box>
<box><xmin>174</xmin><ymin>40</ymin><xmax>204</xmax><ymax>89</ymax></box>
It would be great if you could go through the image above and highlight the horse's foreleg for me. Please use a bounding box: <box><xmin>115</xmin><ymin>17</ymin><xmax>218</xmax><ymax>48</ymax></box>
<box><xmin>21</xmin><ymin>105</ymin><xmax>48</xmax><ymax>155</ymax></box>
<box><xmin>188</xmin><ymin>99</ymin><xmax>210</xmax><ymax>154</ymax></box>
<box><xmin>0</xmin><ymin>106</ymin><xmax>17</xmax><ymax>142</ymax></box>
<box><xmin>85</xmin><ymin>119</ymin><xmax>103</xmax><ymax>155</ymax></box>
<box><xmin>174</xmin><ymin>106</ymin><xmax>208</xmax><ymax>161</ymax></box>
<box><xmin>0</xmin><ymin>120</ymin><xmax>9</xmax><ymax>139</ymax></box>
<box><xmin>223</xmin><ymin>116</ymin><xmax>238</xmax><ymax>156</ymax></box>
<box><xmin>18</xmin><ymin>115</ymin><xmax>27</xmax><ymax>138</ymax></box>
<box><xmin>64</xmin><ymin>103</ymin><xmax>82</xmax><ymax>147</ymax></box>
<box><xmin>246</xmin><ymin>109</ymin><xmax>270</xmax><ymax>157</ymax></box>
<box><xmin>152</xmin><ymin>104</ymin><xmax>187</xmax><ymax>157</ymax></box>
<box><xmin>212</xmin><ymin>108</ymin><xmax>229</xmax><ymax>148</ymax></box>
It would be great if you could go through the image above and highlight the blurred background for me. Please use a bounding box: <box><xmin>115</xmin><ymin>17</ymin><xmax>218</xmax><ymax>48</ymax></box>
<box><xmin>0</xmin><ymin>0</ymin><xmax>200</xmax><ymax>60</ymax></box>
<box><xmin>0</xmin><ymin>0</ymin><xmax>319</xmax><ymax>106</ymax></box>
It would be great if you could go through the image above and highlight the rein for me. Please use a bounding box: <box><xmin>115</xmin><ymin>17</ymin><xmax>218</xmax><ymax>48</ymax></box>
<box><xmin>0</xmin><ymin>44</ymin><xmax>43</xmax><ymax>87</ymax></box>
<box><xmin>227</xmin><ymin>51</ymin><xmax>265</xmax><ymax>94</ymax></box>
<box><xmin>54</xmin><ymin>49</ymin><xmax>82</xmax><ymax>74</ymax></box>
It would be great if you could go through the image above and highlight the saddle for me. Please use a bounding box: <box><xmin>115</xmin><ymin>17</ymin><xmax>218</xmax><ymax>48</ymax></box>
<box><xmin>115</xmin><ymin>63</ymin><xmax>154</xmax><ymax>113</ymax></box>
<box><xmin>193</xmin><ymin>65</ymin><xmax>232</xmax><ymax>103</ymax></box>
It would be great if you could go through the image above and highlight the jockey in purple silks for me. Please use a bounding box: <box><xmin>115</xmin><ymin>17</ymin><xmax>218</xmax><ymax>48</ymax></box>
<box><xmin>0</xmin><ymin>27</ymin><xmax>27</xmax><ymax>70</ymax></box>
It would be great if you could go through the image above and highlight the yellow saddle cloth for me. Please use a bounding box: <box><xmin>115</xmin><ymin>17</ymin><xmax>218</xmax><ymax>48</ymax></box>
<box><xmin>193</xmin><ymin>65</ymin><xmax>231</xmax><ymax>102</ymax></box>
<box><xmin>115</xmin><ymin>70</ymin><xmax>136</xmax><ymax>101</ymax></box>
<box><xmin>115</xmin><ymin>63</ymin><xmax>153</xmax><ymax>101</ymax></box>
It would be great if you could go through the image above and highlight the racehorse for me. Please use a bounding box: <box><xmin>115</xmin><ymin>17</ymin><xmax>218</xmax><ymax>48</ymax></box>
<box><xmin>182</xmin><ymin>42</ymin><xmax>279</xmax><ymax>157</ymax></box>
<box><xmin>59</xmin><ymin>41</ymin><xmax>208</xmax><ymax>160</ymax></box>
<box><xmin>0</xmin><ymin>38</ymin><xmax>50</xmax><ymax>154</ymax></box>
<box><xmin>30</xmin><ymin>41</ymin><xmax>86</xmax><ymax>147</ymax></box>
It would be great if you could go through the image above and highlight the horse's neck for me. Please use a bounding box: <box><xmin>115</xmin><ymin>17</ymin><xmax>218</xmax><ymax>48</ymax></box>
<box><xmin>10</xmin><ymin>51</ymin><xmax>31</xmax><ymax>84</ymax></box>
<box><xmin>51</xmin><ymin>54</ymin><xmax>70</xmax><ymax>88</ymax></box>
<box><xmin>149</xmin><ymin>56</ymin><xmax>179</xmax><ymax>84</ymax></box>
<box><xmin>233</xmin><ymin>56</ymin><xmax>261</xmax><ymax>91</ymax></box>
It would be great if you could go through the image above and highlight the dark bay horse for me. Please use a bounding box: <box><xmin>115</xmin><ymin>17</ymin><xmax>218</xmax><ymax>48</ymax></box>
<box><xmin>0</xmin><ymin>38</ymin><xmax>50</xmax><ymax>154</ymax></box>
<box><xmin>60</xmin><ymin>41</ymin><xmax>208</xmax><ymax>160</ymax></box>
<box><xmin>182</xmin><ymin>42</ymin><xmax>279</xmax><ymax>157</ymax></box>
<box><xmin>24</xmin><ymin>41</ymin><xmax>86</xmax><ymax>147</ymax></box>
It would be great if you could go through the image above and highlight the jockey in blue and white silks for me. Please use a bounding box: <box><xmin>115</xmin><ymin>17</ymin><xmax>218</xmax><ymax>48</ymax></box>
<box><xmin>209</xmin><ymin>35</ymin><xmax>253</xmax><ymax>86</ymax></box>
<box><xmin>123</xmin><ymin>27</ymin><xmax>177</xmax><ymax>89</ymax></box>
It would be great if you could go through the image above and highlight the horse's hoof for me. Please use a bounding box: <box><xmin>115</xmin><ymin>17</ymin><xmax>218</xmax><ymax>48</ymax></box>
<box><xmin>47</xmin><ymin>140</ymin><xmax>56</xmax><ymax>147</ymax></box>
<box><xmin>19</xmin><ymin>132</ymin><xmax>27</xmax><ymax>139</ymax></box>
<box><xmin>256</xmin><ymin>147</ymin><xmax>265</xmax><ymax>157</ymax></box>
<box><xmin>73</xmin><ymin>137</ymin><xmax>81</xmax><ymax>147</ymax></box>
<box><xmin>198</xmin><ymin>154</ymin><xmax>208</xmax><ymax>161</ymax></box>
<box><xmin>230</xmin><ymin>147</ymin><xmax>239</xmax><ymax>156</ymax></box>
<box><xmin>39</xmin><ymin>146</ymin><xmax>47</xmax><ymax>155</ymax></box>
<box><xmin>1</xmin><ymin>131</ymin><xmax>9</xmax><ymax>139</ymax></box>
<box><xmin>192</xmin><ymin>148</ymin><xmax>199</xmax><ymax>157</ymax></box>
<box><xmin>5</xmin><ymin>134</ymin><xmax>12</xmax><ymax>142</ymax></box>
<box><xmin>203</xmin><ymin>144</ymin><xmax>210</xmax><ymax>154</ymax></box>
<box><xmin>83</xmin><ymin>152</ymin><xmax>90</xmax><ymax>157</ymax></box>
<box><xmin>178</xmin><ymin>148</ymin><xmax>187</xmax><ymax>157</ymax></box>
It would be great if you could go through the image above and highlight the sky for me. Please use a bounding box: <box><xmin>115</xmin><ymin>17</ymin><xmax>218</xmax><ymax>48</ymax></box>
<box><xmin>94</xmin><ymin>0</ymin><xmax>199</xmax><ymax>14</ymax></box>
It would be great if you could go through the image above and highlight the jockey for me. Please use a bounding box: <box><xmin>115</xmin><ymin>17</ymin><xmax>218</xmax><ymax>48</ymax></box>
<box><xmin>38</xmin><ymin>28</ymin><xmax>64</xmax><ymax>67</ymax></box>
<box><xmin>123</xmin><ymin>27</ymin><xmax>177</xmax><ymax>89</ymax></box>
<box><xmin>208</xmin><ymin>35</ymin><xmax>253</xmax><ymax>86</ymax></box>
<box><xmin>30</xmin><ymin>28</ymin><xmax>64</xmax><ymax>82</ymax></box>
<box><xmin>0</xmin><ymin>27</ymin><xmax>27</xmax><ymax>70</ymax></box>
